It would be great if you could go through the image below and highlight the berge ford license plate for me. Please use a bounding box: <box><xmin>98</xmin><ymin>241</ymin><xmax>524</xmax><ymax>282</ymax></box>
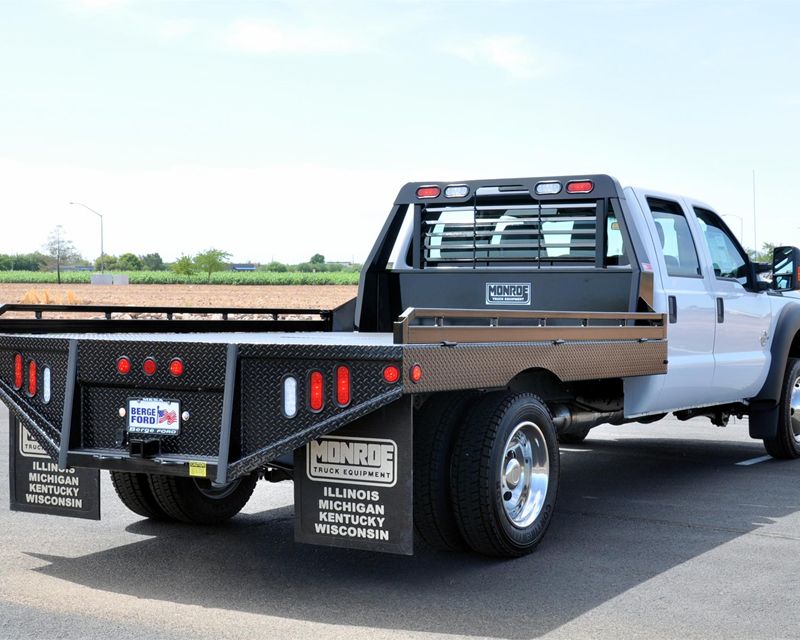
<box><xmin>127</xmin><ymin>398</ymin><xmax>181</xmax><ymax>436</ymax></box>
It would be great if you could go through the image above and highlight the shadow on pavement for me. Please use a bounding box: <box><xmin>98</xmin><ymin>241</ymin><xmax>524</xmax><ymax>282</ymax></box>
<box><xmin>27</xmin><ymin>436</ymin><xmax>800</xmax><ymax>639</ymax></box>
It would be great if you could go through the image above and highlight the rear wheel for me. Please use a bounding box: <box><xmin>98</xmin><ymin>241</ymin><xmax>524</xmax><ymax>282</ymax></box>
<box><xmin>148</xmin><ymin>473</ymin><xmax>258</xmax><ymax>524</ymax></box>
<box><xmin>413</xmin><ymin>392</ymin><xmax>475</xmax><ymax>551</ymax></box>
<box><xmin>110</xmin><ymin>471</ymin><xmax>169</xmax><ymax>520</ymax></box>
<box><xmin>452</xmin><ymin>392</ymin><xmax>559</xmax><ymax>557</ymax></box>
<box><xmin>763</xmin><ymin>358</ymin><xmax>800</xmax><ymax>459</ymax></box>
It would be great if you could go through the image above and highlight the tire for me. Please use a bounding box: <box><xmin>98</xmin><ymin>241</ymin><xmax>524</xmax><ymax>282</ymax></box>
<box><xmin>558</xmin><ymin>428</ymin><xmax>590</xmax><ymax>445</ymax></box>
<box><xmin>763</xmin><ymin>358</ymin><xmax>800</xmax><ymax>459</ymax></box>
<box><xmin>148</xmin><ymin>473</ymin><xmax>258</xmax><ymax>524</ymax></box>
<box><xmin>413</xmin><ymin>392</ymin><xmax>475</xmax><ymax>551</ymax></box>
<box><xmin>110</xmin><ymin>471</ymin><xmax>170</xmax><ymax>520</ymax></box>
<box><xmin>452</xmin><ymin>392</ymin><xmax>559</xmax><ymax>557</ymax></box>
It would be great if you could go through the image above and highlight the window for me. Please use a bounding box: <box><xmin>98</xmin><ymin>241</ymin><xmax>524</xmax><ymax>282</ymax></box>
<box><xmin>605</xmin><ymin>213</ymin><xmax>629</xmax><ymax>266</ymax></box>
<box><xmin>694</xmin><ymin>207</ymin><xmax>749</xmax><ymax>285</ymax></box>
<box><xmin>646</xmin><ymin>198</ymin><xmax>701</xmax><ymax>277</ymax></box>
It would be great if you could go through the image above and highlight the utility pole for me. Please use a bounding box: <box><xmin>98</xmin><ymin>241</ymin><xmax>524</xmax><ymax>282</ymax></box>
<box><xmin>752</xmin><ymin>169</ymin><xmax>758</xmax><ymax>259</ymax></box>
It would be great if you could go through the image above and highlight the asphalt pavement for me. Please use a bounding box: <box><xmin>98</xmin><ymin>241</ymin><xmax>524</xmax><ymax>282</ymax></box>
<box><xmin>2</xmin><ymin>409</ymin><xmax>800</xmax><ymax>640</ymax></box>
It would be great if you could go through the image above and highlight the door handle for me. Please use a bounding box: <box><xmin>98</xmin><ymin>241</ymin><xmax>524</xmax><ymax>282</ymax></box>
<box><xmin>716</xmin><ymin>297</ymin><xmax>724</xmax><ymax>323</ymax></box>
<box><xmin>668</xmin><ymin>296</ymin><xmax>677</xmax><ymax>324</ymax></box>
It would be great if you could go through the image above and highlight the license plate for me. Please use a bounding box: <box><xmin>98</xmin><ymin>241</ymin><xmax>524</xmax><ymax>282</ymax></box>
<box><xmin>127</xmin><ymin>398</ymin><xmax>181</xmax><ymax>436</ymax></box>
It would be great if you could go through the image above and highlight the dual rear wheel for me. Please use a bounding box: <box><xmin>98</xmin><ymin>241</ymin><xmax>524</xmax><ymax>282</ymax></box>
<box><xmin>414</xmin><ymin>391</ymin><xmax>559</xmax><ymax>557</ymax></box>
<box><xmin>110</xmin><ymin>470</ymin><xmax>257</xmax><ymax>524</ymax></box>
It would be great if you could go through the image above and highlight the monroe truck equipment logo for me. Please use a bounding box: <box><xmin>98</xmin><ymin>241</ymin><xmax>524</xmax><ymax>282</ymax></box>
<box><xmin>486</xmin><ymin>282</ymin><xmax>531</xmax><ymax>305</ymax></box>
<box><xmin>307</xmin><ymin>436</ymin><xmax>397</xmax><ymax>487</ymax></box>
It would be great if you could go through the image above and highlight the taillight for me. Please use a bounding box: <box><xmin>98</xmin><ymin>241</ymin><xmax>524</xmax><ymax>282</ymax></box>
<box><xmin>309</xmin><ymin>371</ymin><xmax>324</xmax><ymax>411</ymax></box>
<box><xmin>416</xmin><ymin>185</ymin><xmax>441</xmax><ymax>198</ymax></box>
<box><xmin>117</xmin><ymin>356</ymin><xmax>131</xmax><ymax>375</ymax></box>
<box><xmin>566</xmin><ymin>180</ymin><xmax>594</xmax><ymax>194</ymax></box>
<box><xmin>143</xmin><ymin>357</ymin><xmax>157</xmax><ymax>376</ymax></box>
<box><xmin>336</xmin><ymin>365</ymin><xmax>351</xmax><ymax>406</ymax></box>
<box><xmin>13</xmin><ymin>354</ymin><xmax>23</xmax><ymax>389</ymax></box>
<box><xmin>168</xmin><ymin>358</ymin><xmax>184</xmax><ymax>377</ymax></box>
<box><xmin>410</xmin><ymin>364</ymin><xmax>423</xmax><ymax>384</ymax></box>
<box><xmin>28</xmin><ymin>360</ymin><xmax>37</xmax><ymax>397</ymax></box>
<box><xmin>383</xmin><ymin>365</ymin><xmax>400</xmax><ymax>384</ymax></box>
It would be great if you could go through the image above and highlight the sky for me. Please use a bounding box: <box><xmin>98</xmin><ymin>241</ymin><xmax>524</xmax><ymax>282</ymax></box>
<box><xmin>0</xmin><ymin>0</ymin><xmax>798</xmax><ymax>264</ymax></box>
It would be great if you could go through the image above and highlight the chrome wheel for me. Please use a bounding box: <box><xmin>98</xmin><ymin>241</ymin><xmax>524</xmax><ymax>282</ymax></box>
<box><xmin>192</xmin><ymin>478</ymin><xmax>241</xmax><ymax>500</ymax></box>
<box><xmin>500</xmin><ymin>421</ymin><xmax>549</xmax><ymax>529</ymax></box>
<box><xmin>791</xmin><ymin>376</ymin><xmax>800</xmax><ymax>443</ymax></box>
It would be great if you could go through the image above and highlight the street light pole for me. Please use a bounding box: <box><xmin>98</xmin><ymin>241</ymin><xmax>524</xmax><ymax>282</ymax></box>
<box><xmin>69</xmin><ymin>202</ymin><xmax>104</xmax><ymax>272</ymax></box>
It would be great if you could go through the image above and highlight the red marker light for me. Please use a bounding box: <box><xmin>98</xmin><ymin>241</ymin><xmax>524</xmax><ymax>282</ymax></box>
<box><xmin>28</xmin><ymin>360</ymin><xmax>37</xmax><ymax>397</ymax></box>
<box><xmin>117</xmin><ymin>356</ymin><xmax>131</xmax><ymax>375</ymax></box>
<box><xmin>383</xmin><ymin>365</ymin><xmax>400</xmax><ymax>384</ymax></box>
<box><xmin>169</xmin><ymin>358</ymin><xmax>184</xmax><ymax>377</ymax></box>
<box><xmin>410</xmin><ymin>364</ymin><xmax>423</xmax><ymax>383</ymax></box>
<box><xmin>566</xmin><ymin>180</ymin><xmax>594</xmax><ymax>194</ymax></box>
<box><xmin>416</xmin><ymin>186</ymin><xmax>441</xmax><ymax>199</ymax></box>
<box><xmin>335</xmin><ymin>365</ymin><xmax>351</xmax><ymax>406</ymax></box>
<box><xmin>143</xmin><ymin>357</ymin><xmax>157</xmax><ymax>376</ymax></box>
<box><xmin>309</xmin><ymin>370</ymin><xmax>324</xmax><ymax>411</ymax></box>
<box><xmin>13</xmin><ymin>354</ymin><xmax>23</xmax><ymax>390</ymax></box>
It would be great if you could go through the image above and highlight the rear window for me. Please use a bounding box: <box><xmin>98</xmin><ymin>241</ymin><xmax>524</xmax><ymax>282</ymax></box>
<box><xmin>422</xmin><ymin>202</ymin><xmax>600</xmax><ymax>266</ymax></box>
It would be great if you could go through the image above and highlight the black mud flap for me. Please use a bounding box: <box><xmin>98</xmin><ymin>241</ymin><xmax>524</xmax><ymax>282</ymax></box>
<box><xmin>294</xmin><ymin>396</ymin><xmax>413</xmax><ymax>555</ymax></box>
<box><xmin>9</xmin><ymin>412</ymin><xmax>100</xmax><ymax>520</ymax></box>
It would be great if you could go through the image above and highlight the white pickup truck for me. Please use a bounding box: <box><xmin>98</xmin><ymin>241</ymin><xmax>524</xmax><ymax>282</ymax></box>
<box><xmin>2</xmin><ymin>174</ymin><xmax>800</xmax><ymax>558</ymax></box>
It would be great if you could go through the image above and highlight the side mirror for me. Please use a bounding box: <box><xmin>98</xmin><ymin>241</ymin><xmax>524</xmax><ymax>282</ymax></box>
<box><xmin>772</xmin><ymin>246</ymin><xmax>800</xmax><ymax>291</ymax></box>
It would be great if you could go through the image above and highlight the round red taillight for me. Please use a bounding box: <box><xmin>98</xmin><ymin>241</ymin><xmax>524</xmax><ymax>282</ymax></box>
<box><xmin>410</xmin><ymin>364</ymin><xmax>423</xmax><ymax>383</ymax></box>
<box><xmin>13</xmin><ymin>354</ymin><xmax>23</xmax><ymax>390</ymax></box>
<box><xmin>28</xmin><ymin>360</ymin><xmax>37</xmax><ymax>397</ymax></box>
<box><xmin>143</xmin><ymin>358</ymin><xmax>157</xmax><ymax>376</ymax></box>
<box><xmin>383</xmin><ymin>365</ymin><xmax>400</xmax><ymax>384</ymax></box>
<box><xmin>168</xmin><ymin>358</ymin><xmax>184</xmax><ymax>377</ymax></box>
<box><xmin>116</xmin><ymin>356</ymin><xmax>131</xmax><ymax>375</ymax></box>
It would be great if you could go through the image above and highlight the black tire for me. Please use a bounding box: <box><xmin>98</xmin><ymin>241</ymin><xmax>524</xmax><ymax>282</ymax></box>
<box><xmin>558</xmin><ymin>428</ymin><xmax>590</xmax><ymax>445</ymax></box>
<box><xmin>110</xmin><ymin>471</ymin><xmax>170</xmax><ymax>520</ymax></box>
<box><xmin>148</xmin><ymin>473</ymin><xmax>258</xmax><ymax>524</ymax></box>
<box><xmin>452</xmin><ymin>392</ymin><xmax>559</xmax><ymax>557</ymax></box>
<box><xmin>413</xmin><ymin>392</ymin><xmax>475</xmax><ymax>551</ymax></box>
<box><xmin>763</xmin><ymin>358</ymin><xmax>800</xmax><ymax>459</ymax></box>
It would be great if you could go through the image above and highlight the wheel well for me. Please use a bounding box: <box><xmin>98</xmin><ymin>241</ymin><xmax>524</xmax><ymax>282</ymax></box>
<box><xmin>790</xmin><ymin>331</ymin><xmax>800</xmax><ymax>359</ymax></box>
<box><xmin>507</xmin><ymin>368</ymin><xmax>569</xmax><ymax>401</ymax></box>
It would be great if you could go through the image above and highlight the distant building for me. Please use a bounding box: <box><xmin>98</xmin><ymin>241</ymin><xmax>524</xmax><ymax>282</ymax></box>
<box><xmin>230</xmin><ymin>263</ymin><xmax>258</xmax><ymax>272</ymax></box>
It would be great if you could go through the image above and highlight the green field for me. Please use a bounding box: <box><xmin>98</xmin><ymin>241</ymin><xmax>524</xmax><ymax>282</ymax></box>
<box><xmin>0</xmin><ymin>271</ymin><xmax>361</xmax><ymax>285</ymax></box>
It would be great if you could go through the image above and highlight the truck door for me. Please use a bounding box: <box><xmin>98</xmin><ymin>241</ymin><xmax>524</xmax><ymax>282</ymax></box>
<box><xmin>690</xmin><ymin>205</ymin><xmax>772</xmax><ymax>400</ymax></box>
<box><xmin>634</xmin><ymin>193</ymin><xmax>718</xmax><ymax>412</ymax></box>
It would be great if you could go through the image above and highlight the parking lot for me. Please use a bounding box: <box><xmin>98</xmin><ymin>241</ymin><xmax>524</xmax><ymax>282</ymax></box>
<box><xmin>2</xmin><ymin>409</ymin><xmax>799</xmax><ymax>640</ymax></box>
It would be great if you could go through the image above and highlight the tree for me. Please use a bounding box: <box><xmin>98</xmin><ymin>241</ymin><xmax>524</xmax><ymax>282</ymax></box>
<box><xmin>140</xmin><ymin>253</ymin><xmax>165</xmax><ymax>271</ymax></box>
<box><xmin>95</xmin><ymin>254</ymin><xmax>118</xmax><ymax>271</ymax></box>
<box><xmin>117</xmin><ymin>253</ymin><xmax>143</xmax><ymax>271</ymax></box>
<box><xmin>310</xmin><ymin>253</ymin><xmax>325</xmax><ymax>265</ymax></box>
<box><xmin>263</xmin><ymin>261</ymin><xmax>288</xmax><ymax>272</ymax></box>
<box><xmin>194</xmin><ymin>248</ymin><xmax>231</xmax><ymax>283</ymax></box>
<box><xmin>44</xmin><ymin>226</ymin><xmax>81</xmax><ymax>284</ymax></box>
<box><xmin>171</xmin><ymin>255</ymin><xmax>195</xmax><ymax>276</ymax></box>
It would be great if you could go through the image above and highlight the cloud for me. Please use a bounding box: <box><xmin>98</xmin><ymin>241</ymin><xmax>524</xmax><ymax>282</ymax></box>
<box><xmin>222</xmin><ymin>19</ymin><xmax>362</xmax><ymax>55</ymax></box>
<box><xmin>444</xmin><ymin>36</ymin><xmax>553</xmax><ymax>79</ymax></box>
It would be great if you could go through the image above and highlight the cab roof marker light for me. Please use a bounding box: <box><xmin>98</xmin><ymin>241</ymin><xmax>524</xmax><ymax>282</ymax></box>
<box><xmin>535</xmin><ymin>181</ymin><xmax>562</xmax><ymax>195</ymax></box>
<box><xmin>416</xmin><ymin>185</ymin><xmax>441</xmax><ymax>198</ymax></box>
<box><xmin>566</xmin><ymin>180</ymin><xmax>594</xmax><ymax>194</ymax></box>
<box><xmin>444</xmin><ymin>185</ymin><xmax>470</xmax><ymax>198</ymax></box>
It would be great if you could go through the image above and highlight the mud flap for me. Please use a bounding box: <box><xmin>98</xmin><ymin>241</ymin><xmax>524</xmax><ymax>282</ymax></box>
<box><xmin>9</xmin><ymin>412</ymin><xmax>100</xmax><ymax>520</ymax></box>
<box><xmin>294</xmin><ymin>396</ymin><xmax>413</xmax><ymax>555</ymax></box>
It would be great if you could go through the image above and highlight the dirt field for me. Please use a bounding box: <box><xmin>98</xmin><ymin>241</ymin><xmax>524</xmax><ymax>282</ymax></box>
<box><xmin>0</xmin><ymin>284</ymin><xmax>358</xmax><ymax>312</ymax></box>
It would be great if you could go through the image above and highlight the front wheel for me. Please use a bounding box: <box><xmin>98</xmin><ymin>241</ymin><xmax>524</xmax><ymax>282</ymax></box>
<box><xmin>452</xmin><ymin>392</ymin><xmax>559</xmax><ymax>557</ymax></box>
<box><xmin>763</xmin><ymin>358</ymin><xmax>800</xmax><ymax>459</ymax></box>
<box><xmin>148</xmin><ymin>473</ymin><xmax>258</xmax><ymax>524</ymax></box>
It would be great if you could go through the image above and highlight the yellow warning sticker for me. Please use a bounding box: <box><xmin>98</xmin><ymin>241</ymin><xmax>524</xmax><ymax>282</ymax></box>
<box><xmin>188</xmin><ymin>461</ymin><xmax>207</xmax><ymax>478</ymax></box>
